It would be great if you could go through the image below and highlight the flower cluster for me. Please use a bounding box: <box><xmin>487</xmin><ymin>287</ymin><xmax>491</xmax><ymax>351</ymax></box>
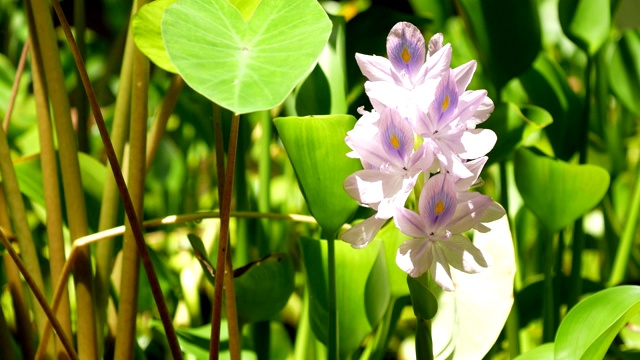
<box><xmin>341</xmin><ymin>22</ymin><xmax>505</xmax><ymax>291</ymax></box>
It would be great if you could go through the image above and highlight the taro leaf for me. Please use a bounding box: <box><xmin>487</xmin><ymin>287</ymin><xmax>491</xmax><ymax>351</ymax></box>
<box><xmin>609</xmin><ymin>29</ymin><xmax>640</xmax><ymax>115</ymax></box>
<box><xmin>484</xmin><ymin>102</ymin><xmax>553</xmax><ymax>165</ymax></box>
<box><xmin>432</xmin><ymin>216</ymin><xmax>515</xmax><ymax>360</ymax></box>
<box><xmin>132</xmin><ymin>0</ymin><xmax>178</xmax><ymax>73</ymax></box>
<box><xmin>518</xmin><ymin>53</ymin><xmax>583</xmax><ymax>161</ymax></box>
<box><xmin>514</xmin><ymin>147</ymin><xmax>610</xmax><ymax>233</ymax></box>
<box><xmin>228</xmin><ymin>0</ymin><xmax>261</xmax><ymax>21</ymax></box>
<box><xmin>273</xmin><ymin>115</ymin><xmax>361</xmax><ymax>238</ymax></box>
<box><xmin>162</xmin><ymin>0</ymin><xmax>332</xmax><ymax>114</ymax></box>
<box><xmin>555</xmin><ymin>286</ymin><xmax>640</xmax><ymax>359</ymax></box>
<box><xmin>558</xmin><ymin>0</ymin><xmax>611</xmax><ymax>56</ymax></box>
<box><xmin>458</xmin><ymin>0</ymin><xmax>541</xmax><ymax>91</ymax></box>
<box><xmin>514</xmin><ymin>343</ymin><xmax>555</xmax><ymax>360</ymax></box>
<box><xmin>300</xmin><ymin>237</ymin><xmax>390</xmax><ymax>358</ymax></box>
<box><xmin>234</xmin><ymin>253</ymin><xmax>295</xmax><ymax>324</ymax></box>
<box><xmin>186</xmin><ymin>234</ymin><xmax>216</xmax><ymax>285</ymax></box>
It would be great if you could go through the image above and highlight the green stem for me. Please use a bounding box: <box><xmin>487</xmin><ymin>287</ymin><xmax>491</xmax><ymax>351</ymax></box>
<box><xmin>145</xmin><ymin>75</ymin><xmax>184</xmax><ymax>170</ymax></box>
<box><xmin>361</xmin><ymin>296</ymin><xmax>408</xmax><ymax>360</ymax></box>
<box><xmin>113</xmin><ymin>0</ymin><xmax>149</xmax><ymax>355</ymax></box>
<box><xmin>415</xmin><ymin>319</ymin><xmax>434</xmax><ymax>360</ymax></box>
<box><xmin>542</xmin><ymin>230</ymin><xmax>557</xmax><ymax>343</ymax></box>
<box><xmin>326</xmin><ymin>234</ymin><xmax>338</xmax><ymax>360</ymax></box>
<box><xmin>2</xmin><ymin>40</ymin><xmax>28</xmax><ymax>132</ymax></box>
<box><xmin>210</xmin><ymin>112</ymin><xmax>241</xmax><ymax>360</ymax></box>
<box><xmin>50</xmin><ymin>0</ymin><xmax>183</xmax><ymax>357</ymax></box>
<box><xmin>74</xmin><ymin>0</ymin><xmax>89</xmax><ymax>152</ymax></box>
<box><xmin>609</xmin><ymin>159</ymin><xmax>640</xmax><ymax>286</ymax></box>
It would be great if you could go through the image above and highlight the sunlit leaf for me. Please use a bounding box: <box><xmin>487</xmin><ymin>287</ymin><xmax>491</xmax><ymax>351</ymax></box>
<box><xmin>377</xmin><ymin>222</ymin><xmax>411</xmax><ymax>297</ymax></box>
<box><xmin>300</xmin><ymin>237</ymin><xmax>390</xmax><ymax>358</ymax></box>
<box><xmin>432</xmin><ymin>216</ymin><xmax>516</xmax><ymax>360</ymax></box>
<box><xmin>514</xmin><ymin>147</ymin><xmax>610</xmax><ymax>232</ymax></box>
<box><xmin>458</xmin><ymin>0</ymin><xmax>541</xmax><ymax>90</ymax></box>
<box><xmin>132</xmin><ymin>0</ymin><xmax>179</xmax><ymax>73</ymax></box>
<box><xmin>162</xmin><ymin>0</ymin><xmax>332</xmax><ymax>114</ymax></box>
<box><xmin>186</xmin><ymin>234</ymin><xmax>216</xmax><ymax>285</ymax></box>
<box><xmin>609</xmin><ymin>29</ymin><xmax>640</xmax><ymax>116</ymax></box>
<box><xmin>407</xmin><ymin>275</ymin><xmax>438</xmax><ymax>320</ymax></box>
<box><xmin>514</xmin><ymin>343</ymin><xmax>555</xmax><ymax>360</ymax></box>
<box><xmin>555</xmin><ymin>286</ymin><xmax>640</xmax><ymax>359</ymax></box>
<box><xmin>558</xmin><ymin>0</ymin><xmax>611</xmax><ymax>55</ymax></box>
<box><xmin>274</xmin><ymin>115</ymin><xmax>361</xmax><ymax>237</ymax></box>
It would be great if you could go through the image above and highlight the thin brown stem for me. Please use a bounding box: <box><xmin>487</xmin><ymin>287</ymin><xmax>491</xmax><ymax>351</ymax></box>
<box><xmin>210</xmin><ymin>113</ymin><xmax>241</xmax><ymax>359</ymax></box>
<box><xmin>49</xmin><ymin>1</ymin><xmax>183</xmax><ymax>358</ymax></box>
<box><xmin>146</xmin><ymin>75</ymin><xmax>184</xmax><ymax>170</ymax></box>
<box><xmin>0</xmin><ymin>229</ymin><xmax>79</xmax><ymax>360</ymax></box>
<box><xmin>2</xmin><ymin>40</ymin><xmax>29</xmax><ymax>132</ymax></box>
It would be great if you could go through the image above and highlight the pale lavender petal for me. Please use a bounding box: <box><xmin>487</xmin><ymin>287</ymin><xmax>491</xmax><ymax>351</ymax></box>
<box><xmin>419</xmin><ymin>173</ymin><xmax>457</xmax><ymax>231</ymax></box>
<box><xmin>376</xmin><ymin>172</ymin><xmax>418</xmax><ymax>219</ymax></box>
<box><xmin>451</xmin><ymin>90</ymin><xmax>487</xmax><ymax>126</ymax></box>
<box><xmin>397</xmin><ymin>239</ymin><xmax>433</xmax><ymax>278</ymax></box>
<box><xmin>394</xmin><ymin>207</ymin><xmax>428</xmax><ymax>238</ymax></box>
<box><xmin>341</xmin><ymin>215</ymin><xmax>388</xmax><ymax>248</ymax></box>
<box><xmin>355</xmin><ymin>53</ymin><xmax>394</xmax><ymax>82</ymax></box>
<box><xmin>447</xmin><ymin>192</ymin><xmax>496</xmax><ymax>234</ymax></box>
<box><xmin>344</xmin><ymin>170</ymin><xmax>406</xmax><ymax>208</ymax></box>
<box><xmin>455</xmin><ymin>157</ymin><xmax>488</xmax><ymax>191</ymax></box>
<box><xmin>408</xmin><ymin>143</ymin><xmax>436</xmax><ymax>173</ymax></box>
<box><xmin>379</xmin><ymin>108</ymin><xmax>414</xmax><ymax>167</ymax></box>
<box><xmin>364</xmin><ymin>81</ymin><xmax>412</xmax><ymax>114</ymax></box>
<box><xmin>386</xmin><ymin>22</ymin><xmax>426</xmax><ymax>80</ymax></box>
<box><xmin>431</xmin><ymin>244</ymin><xmax>455</xmax><ymax>291</ymax></box>
<box><xmin>458</xmin><ymin>129</ymin><xmax>497</xmax><ymax>159</ymax></box>
<box><xmin>439</xmin><ymin>234</ymin><xmax>489</xmax><ymax>273</ymax></box>
<box><xmin>466</xmin><ymin>96</ymin><xmax>495</xmax><ymax>128</ymax></box>
<box><xmin>452</xmin><ymin>60</ymin><xmax>477</xmax><ymax>93</ymax></box>
<box><xmin>430</xmin><ymin>137</ymin><xmax>475</xmax><ymax>179</ymax></box>
<box><xmin>427</xmin><ymin>33</ymin><xmax>444</xmax><ymax>57</ymax></box>
<box><xmin>429</xmin><ymin>71</ymin><xmax>459</xmax><ymax>129</ymax></box>
<box><xmin>421</xmin><ymin>43</ymin><xmax>452</xmax><ymax>80</ymax></box>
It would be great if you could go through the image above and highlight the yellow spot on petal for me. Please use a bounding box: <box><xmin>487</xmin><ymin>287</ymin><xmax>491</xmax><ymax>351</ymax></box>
<box><xmin>442</xmin><ymin>95</ymin><xmax>450</xmax><ymax>112</ymax></box>
<box><xmin>435</xmin><ymin>199</ymin><xmax>445</xmax><ymax>215</ymax></box>
<box><xmin>390</xmin><ymin>134</ymin><xmax>400</xmax><ymax>149</ymax></box>
<box><xmin>401</xmin><ymin>46</ymin><xmax>411</xmax><ymax>63</ymax></box>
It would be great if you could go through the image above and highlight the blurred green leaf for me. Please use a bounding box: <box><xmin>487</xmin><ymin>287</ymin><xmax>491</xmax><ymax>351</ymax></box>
<box><xmin>186</xmin><ymin>234</ymin><xmax>216</xmax><ymax>285</ymax></box>
<box><xmin>432</xmin><ymin>217</ymin><xmax>516</xmax><ymax>360</ymax></box>
<box><xmin>295</xmin><ymin>64</ymin><xmax>331</xmax><ymax>116</ymax></box>
<box><xmin>555</xmin><ymin>286</ymin><xmax>640</xmax><ymax>359</ymax></box>
<box><xmin>377</xmin><ymin>222</ymin><xmax>411</xmax><ymax>297</ymax></box>
<box><xmin>609</xmin><ymin>29</ymin><xmax>640</xmax><ymax>115</ymax></box>
<box><xmin>514</xmin><ymin>343</ymin><xmax>555</xmax><ymax>359</ymax></box>
<box><xmin>132</xmin><ymin>0</ymin><xmax>179</xmax><ymax>73</ymax></box>
<box><xmin>274</xmin><ymin>115</ymin><xmax>361</xmax><ymax>237</ymax></box>
<box><xmin>558</xmin><ymin>0</ymin><xmax>611</xmax><ymax>55</ymax></box>
<box><xmin>162</xmin><ymin>0</ymin><xmax>332</xmax><ymax>114</ymax></box>
<box><xmin>234</xmin><ymin>253</ymin><xmax>295</xmax><ymax>324</ymax></box>
<box><xmin>514</xmin><ymin>147</ymin><xmax>610</xmax><ymax>232</ymax></box>
<box><xmin>458</xmin><ymin>0</ymin><xmax>541</xmax><ymax>91</ymax></box>
<box><xmin>300</xmin><ymin>237</ymin><xmax>390</xmax><ymax>358</ymax></box>
<box><xmin>484</xmin><ymin>102</ymin><xmax>553</xmax><ymax>164</ymax></box>
<box><xmin>518</xmin><ymin>53</ymin><xmax>583</xmax><ymax>160</ymax></box>
<box><xmin>318</xmin><ymin>14</ymin><xmax>348</xmax><ymax>114</ymax></box>
<box><xmin>169</xmin><ymin>321</ymin><xmax>258</xmax><ymax>359</ymax></box>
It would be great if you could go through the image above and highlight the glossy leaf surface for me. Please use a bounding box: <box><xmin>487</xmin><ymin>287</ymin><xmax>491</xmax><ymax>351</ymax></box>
<box><xmin>162</xmin><ymin>0</ymin><xmax>332</xmax><ymax>114</ymax></box>
<box><xmin>558</xmin><ymin>0</ymin><xmax>611</xmax><ymax>55</ymax></box>
<box><xmin>132</xmin><ymin>0</ymin><xmax>178</xmax><ymax>73</ymax></box>
<box><xmin>609</xmin><ymin>29</ymin><xmax>640</xmax><ymax>115</ymax></box>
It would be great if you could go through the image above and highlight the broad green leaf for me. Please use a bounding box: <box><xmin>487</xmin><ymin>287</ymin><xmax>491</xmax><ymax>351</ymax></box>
<box><xmin>518</xmin><ymin>53</ymin><xmax>583</xmax><ymax>160</ymax></box>
<box><xmin>484</xmin><ymin>102</ymin><xmax>553</xmax><ymax>164</ymax></box>
<box><xmin>458</xmin><ymin>0</ymin><xmax>541</xmax><ymax>90</ymax></box>
<box><xmin>514</xmin><ymin>343</ymin><xmax>555</xmax><ymax>360</ymax></box>
<box><xmin>433</xmin><ymin>216</ymin><xmax>516</xmax><ymax>360</ymax></box>
<box><xmin>609</xmin><ymin>29</ymin><xmax>640</xmax><ymax>115</ymax></box>
<box><xmin>558</xmin><ymin>0</ymin><xmax>611</xmax><ymax>55</ymax></box>
<box><xmin>514</xmin><ymin>147</ymin><xmax>610</xmax><ymax>232</ymax></box>
<box><xmin>274</xmin><ymin>115</ymin><xmax>361</xmax><ymax>237</ymax></box>
<box><xmin>162</xmin><ymin>0</ymin><xmax>332</xmax><ymax>114</ymax></box>
<box><xmin>555</xmin><ymin>286</ymin><xmax>640</xmax><ymax>359</ymax></box>
<box><xmin>228</xmin><ymin>0</ymin><xmax>261</xmax><ymax>21</ymax></box>
<box><xmin>407</xmin><ymin>275</ymin><xmax>438</xmax><ymax>320</ymax></box>
<box><xmin>234</xmin><ymin>253</ymin><xmax>295</xmax><ymax>324</ymax></box>
<box><xmin>318</xmin><ymin>14</ymin><xmax>348</xmax><ymax>115</ymax></box>
<box><xmin>132</xmin><ymin>0</ymin><xmax>178</xmax><ymax>73</ymax></box>
<box><xmin>378</xmin><ymin>222</ymin><xmax>411</xmax><ymax>297</ymax></box>
<box><xmin>300</xmin><ymin>237</ymin><xmax>390</xmax><ymax>358</ymax></box>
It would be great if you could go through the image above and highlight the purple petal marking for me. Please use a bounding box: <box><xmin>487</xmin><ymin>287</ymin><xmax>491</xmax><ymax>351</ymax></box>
<box><xmin>429</xmin><ymin>70</ymin><xmax>459</xmax><ymax>129</ymax></box>
<box><xmin>420</xmin><ymin>173</ymin><xmax>457</xmax><ymax>231</ymax></box>
<box><xmin>395</xmin><ymin>207</ymin><xmax>428</xmax><ymax>238</ymax></box>
<box><xmin>386</xmin><ymin>22</ymin><xmax>426</xmax><ymax>80</ymax></box>
<box><xmin>379</xmin><ymin>108</ymin><xmax>414</xmax><ymax>167</ymax></box>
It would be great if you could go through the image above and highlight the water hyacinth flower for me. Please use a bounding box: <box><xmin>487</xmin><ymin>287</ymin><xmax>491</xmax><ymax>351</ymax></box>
<box><xmin>394</xmin><ymin>173</ymin><xmax>504</xmax><ymax>291</ymax></box>
<box><xmin>342</xmin><ymin>107</ymin><xmax>433</xmax><ymax>248</ymax></box>
<box><xmin>356</xmin><ymin>22</ymin><xmax>451</xmax><ymax>117</ymax></box>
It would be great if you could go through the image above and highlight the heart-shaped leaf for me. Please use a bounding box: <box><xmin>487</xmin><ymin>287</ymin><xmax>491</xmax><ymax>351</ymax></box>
<box><xmin>514</xmin><ymin>147</ymin><xmax>610</xmax><ymax>232</ymax></box>
<box><xmin>132</xmin><ymin>0</ymin><xmax>178</xmax><ymax>73</ymax></box>
<box><xmin>300</xmin><ymin>237</ymin><xmax>390</xmax><ymax>358</ymax></box>
<box><xmin>609</xmin><ymin>29</ymin><xmax>640</xmax><ymax>116</ymax></box>
<box><xmin>162</xmin><ymin>0</ymin><xmax>332</xmax><ymax>114</ymax></box>
<box><xmin>458</xmin><ymin>0</ymin><xmax>541</xmax><ymax>90</ymax></box>
<box><xmin>555</xmin><ymin>286</ymin><xmax>640</xmax><ymax>359</ymax></box>
<box><xmin>558</xmin><ymin>0</ymin><xmax>611</xmax><ymax>55</ymax></box>
<box><xmin>432</xmin><ymin>216</ymin><xmax>516</xmax><ymax>360</ymax></box>
<box><xmin>274</xmin><ymin>115</ymin><xmax>361</xmax><ymax>238</ymax></box>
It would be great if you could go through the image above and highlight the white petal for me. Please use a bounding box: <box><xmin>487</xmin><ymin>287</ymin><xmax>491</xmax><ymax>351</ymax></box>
<box><xmin>397</xmin><ymin>239</ymin><xmax>433</xmax><ymax>278</ymax></box>
<box><xmin>452</xmin><ymin>60</ymin><xmax>477</xmax><ymax>93</ymax></box>
<box><xmin>344</xmin><ymin>170</ymin><xmax>403</xmax><ymax>207</ymax></box>
<box><xmin>431</xmin><ymin>244</ymin><xmax>455</xmax><ymax>291</ymax></box>
<box><xmin>467</xmin><ymin>96</ymin><xmax>495</xmax><ymax>127</ymax></box>
<box><xmin>394</xmin><ymin>207</ymin><xmax>428</xmax><ymax>238</ymax></box>
<box><xmin>341</xmin><ymin>215</ymin><xmax>388</xmax><ymax>248</ymax></box>
<box><xmin>447</xmin><ymin>192</ymin><xmax>496</xmax><ymax>234</ymax></box>
<box><xmin>458</xmin><ymin>129</ymin><xmax>497</xmax><ymax>159</ymax></box>
<box><xmin>364</xmin><ymin>81</ymin><xmax>412</xmax><ymax>115</ymax></box>
<box><xmin>439</xmin><ymin>234</ymin><xmax>489</xmax><ymax>274</ymax></box>
<box><xmin>355</xmin><ymin>53</ymin><xmax>395</xmax><ymax>82</ymax></box>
